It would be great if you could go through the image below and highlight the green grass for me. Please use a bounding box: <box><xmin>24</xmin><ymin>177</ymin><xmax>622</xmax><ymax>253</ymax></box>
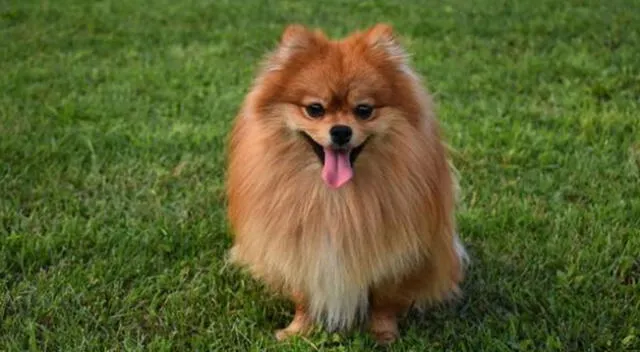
<box><xmin>1</xmin><ymin>0</ymin><xmax>639</xmax><ymax>350</ymax></box>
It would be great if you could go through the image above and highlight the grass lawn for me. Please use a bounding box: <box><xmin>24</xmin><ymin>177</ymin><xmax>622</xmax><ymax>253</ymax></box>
<box><xmin>1</xmin><ymin>0</ymin><xmax>639</xmax><ymax>350</ymax></box>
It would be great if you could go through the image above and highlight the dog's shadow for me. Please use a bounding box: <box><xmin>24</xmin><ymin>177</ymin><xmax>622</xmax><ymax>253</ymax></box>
<box><xmin>393</xmin><ymin>242</ymin><xmax>542</xmax><ymax>350</ymax></box>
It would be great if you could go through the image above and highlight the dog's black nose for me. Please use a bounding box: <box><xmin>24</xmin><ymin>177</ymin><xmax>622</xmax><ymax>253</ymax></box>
<box><xmin>330</xmin><ymin>125</ymin><xmax>352</xmax><ymax>146</ymax></box>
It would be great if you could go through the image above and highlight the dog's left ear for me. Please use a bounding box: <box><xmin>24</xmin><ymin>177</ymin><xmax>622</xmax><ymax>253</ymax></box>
<box><xmin>365</xmin><ymin>23</ymin><xmax>395</xmax><ymax>46</ymax></box>
<box><xmin>364</xmin><ymin>23</ymin><xmax>409</xmax><ymax>63</ymax></box>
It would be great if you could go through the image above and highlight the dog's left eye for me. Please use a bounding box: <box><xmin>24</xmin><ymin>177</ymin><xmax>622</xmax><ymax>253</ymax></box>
<box><xmin>353</xmin><ymin>104</ymin><xmax>374</xmax><ymax>120</ymax></box>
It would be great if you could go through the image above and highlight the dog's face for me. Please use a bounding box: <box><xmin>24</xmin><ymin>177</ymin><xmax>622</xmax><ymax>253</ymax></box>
<box><xmin>254</xmin><ymin>24</ymin><xmax>423</xmax><ymax>188</ymax></box>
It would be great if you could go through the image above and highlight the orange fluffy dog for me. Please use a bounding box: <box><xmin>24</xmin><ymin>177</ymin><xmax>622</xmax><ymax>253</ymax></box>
<box><xmin>226</xmin><ymin>24</ymin><xmax>468</xmax><ymax>344</ymax></box>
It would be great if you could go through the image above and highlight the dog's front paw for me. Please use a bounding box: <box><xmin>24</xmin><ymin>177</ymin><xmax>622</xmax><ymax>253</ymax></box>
<box><xmin>274</xmin><ymin>309</ymin><xmax>312</xmax><ymax>341</ymax></box>
<box><xmin>274</xmin><ymin>327</ymin><xmax>298</xmax><ymax>341</ymax></box>
<box><xmin>369</xmin><ymin>310</ymin><xmax>400</xmax><ymax>345</ymax></box>
<box><xmin>371</xmin><ymin>328</ymin><xmax>399</xmax><ymax>345</ymax></box>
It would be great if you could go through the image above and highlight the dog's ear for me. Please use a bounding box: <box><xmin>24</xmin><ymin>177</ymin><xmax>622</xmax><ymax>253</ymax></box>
<box><xmin>279</xmin><ymin>24</ymin><xmax>327</xmax><ymax>53</ymax></box>
<box><xmin>364</xmin><ymin>23</ymin><xmax>395</xmax><ymax>46</ymax></box>
<box><xmin>364</xmin><ymin>23</ymin><xmax>408</xmax><ymax>63</ymax></box>
<box><xmin>264</xmin><ymin>24</ymin><xmax>325</xmax><ymax>71</ymax></box>
<box><xmin>280</xmin><ymin>24</ymin><xmax>313</xmax><ymax>47</ymax></box>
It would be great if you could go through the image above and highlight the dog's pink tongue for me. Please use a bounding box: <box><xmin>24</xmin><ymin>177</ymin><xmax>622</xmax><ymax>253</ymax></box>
<box><xmin>321</xmin><ymin>147</ymin><xmax>353</xmax><ymax>188</ymax></box>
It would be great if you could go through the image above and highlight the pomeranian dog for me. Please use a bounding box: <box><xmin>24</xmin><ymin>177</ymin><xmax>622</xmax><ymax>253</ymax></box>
<box><xmin>226</xmin><ymin>23</ymin><xmax>468</xmax><ymax>344</ymax></box>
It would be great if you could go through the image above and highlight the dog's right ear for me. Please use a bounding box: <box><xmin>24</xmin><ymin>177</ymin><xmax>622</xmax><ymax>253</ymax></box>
<box><xmin>280</xmin><ymin>24</ymin><xmax>313</xmax><ymax>47</ymax></box>
<box><xmin>278</xmin><ymin>24</ymin><xmax>328</xmax><ymax>55</ymax></box>
<box><xmin>264</xmin><ymin>24</ymin><xmax>325</xmax><ymax>72</ymax></box>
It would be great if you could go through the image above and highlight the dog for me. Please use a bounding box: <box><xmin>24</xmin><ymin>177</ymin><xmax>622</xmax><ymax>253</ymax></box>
<box><xmin>226</xmin><ymin>23</ymin><xmax>468</xmax><ymax>345</ymax></box>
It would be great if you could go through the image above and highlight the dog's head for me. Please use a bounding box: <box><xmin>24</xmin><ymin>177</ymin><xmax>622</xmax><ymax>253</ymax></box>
<box><xmin>249</xmin><ymin>24</ymin><xmax>427</xmax><ymax>189</ymax></box>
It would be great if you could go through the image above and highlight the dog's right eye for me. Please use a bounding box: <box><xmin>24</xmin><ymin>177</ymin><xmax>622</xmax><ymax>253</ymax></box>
<box><xmin>304</xmin><ymin>103</ymin><xmax>325</xmax><ymax>119</ymax></box>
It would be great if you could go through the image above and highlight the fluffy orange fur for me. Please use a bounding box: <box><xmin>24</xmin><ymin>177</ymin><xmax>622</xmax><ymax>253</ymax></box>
<box><xmin>226</xmin><ymin>23</ymin><xmax>468</xmax><ymax>344</ymax></box>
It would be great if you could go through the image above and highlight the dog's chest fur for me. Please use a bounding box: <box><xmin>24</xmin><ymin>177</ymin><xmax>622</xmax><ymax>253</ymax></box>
<box><xmin>305</xmin><ymin>232</ymin><xmax>369</xmax><ymax>331</ymax></box>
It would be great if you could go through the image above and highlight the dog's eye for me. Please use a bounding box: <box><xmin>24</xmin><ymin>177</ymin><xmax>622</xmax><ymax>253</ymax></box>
<box><xmin>353</xmin><ymin>104</ymin><xmax>374</xmax><ymax>120</ymax></box>
<box><xmin>304</xmin><ymin>103</ymin><xmax>325</xmax><ymax>119</ymax></box>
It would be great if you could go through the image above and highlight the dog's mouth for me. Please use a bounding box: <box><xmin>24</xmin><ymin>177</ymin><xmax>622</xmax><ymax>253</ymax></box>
<box><xmin>300</xmin><ymin>132</ymin><xmax>368</xmax><ymax>189</ymax></box>
<box><xmin>299</xmin><ymin>132</ymin><xmax>368</xmax><ymax>166</ymax></box>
